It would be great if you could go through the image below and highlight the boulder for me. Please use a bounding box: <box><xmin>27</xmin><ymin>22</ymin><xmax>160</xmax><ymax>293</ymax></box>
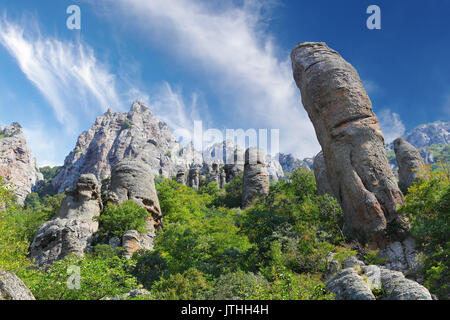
<box><xmin>393</xmin><ymin>138</ymin><xmax>425</xmax><ymax>190</ymax></box>
<box><xmin>291</xmin><ymin>42</ymin><xmax>406</xmax><ymax>245</ymax></box>
<box><xmin>327</xmin><ymin>264</ymin><xmax>432</xmax><ymax>300</ymax></box>
<box><xmin>379</xmin><ymin>268</ymin><xmax>432</xmax><ymax>300</ymax></box>
<box><xmin>313</xmin><ymin>151</ymin><xmax>335</xmax><ymax>197</ymax></box>
<box><xmin>242</xmin><ymin>147</ymin><xmax>270</xmax><ymax>208</ymax></box>
<box><xmin>0</xmin><ymin>270</ymin><xmax>35</xmax><ymax>300</ymax></box>
<box><xmin>30</xmin><ymin>174</ymin><xmax>102</xmax><ymax>266</ymax></box>
<box><xmin>326</xmin><ymin>268</ymin><xmax>376</xmax><ymax>300</ymax></box>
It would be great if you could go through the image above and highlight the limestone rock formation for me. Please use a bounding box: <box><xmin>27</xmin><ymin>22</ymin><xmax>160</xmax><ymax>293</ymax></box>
<box><xmin>278</xmin><ymin>153</ymin><xmax>314</xmax><ymax>174</ymax></box>
<box><xmin>0</xmin><ymin>270</ymin><xmax>35</xmax><ymax>300</ymax></box>
<box><xmin>313</xmin><ymin>151</ymin><xmax>335</xmax><ymax>197</ymax></box>
<box><xmin>325</xmin><ymin>257</ymin><xmax>432</xmax><ymax>300</ymax></box>
<box><xmin>394</xmin><ymin>138</ymin><xmax>425</xmax><ymax>189</ymax></box>
<box><xmin>30</xmin><ymin>174</ymin><xmax>102</xmax><ymax>266</ymax></box>
<box><xmin>291</xmin><ymin>42</ymin><xmax>406</xmax><ymax>245</ymax></box>
<box><xmin>0</xmin><ymin>122</ymin><xmax>43</xmax><ymax>204</ymax></box>
<box><xmin>53</xmin><ymin>101</ymin><xmax>202</xmax><ymax>194</ymax></box>
<box><xmin>104</xmin><ymin>159</ymin><xmax>162</xmax><ymax>258</ymax></box>
<box><xmin>403</xmin><ymin>121</ymin><xmax>449</xmax><ymax>149</ymax></box>
<box><xmin>242</xmin><ymin>147</ymin><xmax>270</xmax><ymax>208</ymax></box>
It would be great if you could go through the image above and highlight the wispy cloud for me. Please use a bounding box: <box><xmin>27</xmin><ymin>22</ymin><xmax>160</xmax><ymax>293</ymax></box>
<box><xmin>94</xmin><ymin>0</ymin><xmax>320</xmax><ymax>158</ymax></box>
<box><xmin>0</xmin><ymin>16</ymin><xmax>123</xmax><ymax>133</ymax></box>
<box><xmin>378</xmin><ymin>109</ymin><xmax>406</xmax><ymax>143</ymax></box>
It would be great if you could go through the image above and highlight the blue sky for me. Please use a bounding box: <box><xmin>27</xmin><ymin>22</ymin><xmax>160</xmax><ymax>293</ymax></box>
<box><xmin>0</xmin><ymin>0</ymin><xmax>449</xmax><ymax>166</ymax></box>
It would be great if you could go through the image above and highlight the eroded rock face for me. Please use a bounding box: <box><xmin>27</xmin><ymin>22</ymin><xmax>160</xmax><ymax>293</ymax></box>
<box><xmin>30</xmin><ymin>174</ymin><xmax>102</xmax><ymax>266</ymax></box>
<box><xmin>394</xmin><ymin>138</ymin><xmax>425</xmax><ymax>190</ymax></box>
<box><xmin>104</xmin><ymin>159</ymin><xmax>162</xmax><ymax>258</ymax></box>
<box><xmin>0</xmin><ymin>123</ymin><xmax>43</xmax><ymax>204</ymax></box>
<box><xmin>242</xmin><ymin>148</ymin><xmax>270</xmax><ymax>208</ymax></box>
<box><xmin>291</xmin><ymin>42</ymin><xmax>406</xmax><ymax>245</ymax></box>
<box><xmin>0</xmin><ymin>270</ymin><xmax>35</xmax><ymax>300</ymax></box>
<box><xmin>53</xmin><ymin>102</ymin><xmax>202</xmax><ymax>194</ymax></box>
<box><xmin>313</xmin><ymin>151</ymin><xmax>335</xmax><ymax>197</ymax></box>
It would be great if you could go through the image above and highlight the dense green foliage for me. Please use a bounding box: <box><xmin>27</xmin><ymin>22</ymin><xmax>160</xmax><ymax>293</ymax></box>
<box><xmin>400</xmin><ymin>163</ymin><xmax>450</xmax><ymax>299</ymax></box>
<box><xmin>1</xmin><ymin>160</ymin><xmax>448</xmax><ymax>300</ymax></box>
<box><xmin>95</xmin><ymin>200</ymin><xmax>150</xmax><ymax>239</ymax></box>
<box><xmin>23</xmin><ymin>253</ymin><xmax>140</xmax><ymax>300</ymax></box>
<box><xmin>36</xmin><ymin>166</ymin><xmax>62</xmax><ymax>197</ymax></box>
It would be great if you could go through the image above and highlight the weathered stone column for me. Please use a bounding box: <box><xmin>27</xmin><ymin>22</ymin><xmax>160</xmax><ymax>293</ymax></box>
<box><xmin>242</xmin><ymin>147</ymin><xmax>270</xmax><ymax>208</ymax></box>
<box><xmin>393</xmin><ymin>138</ymin><xmax>425</xmax><ymax>190</ymax></box>
<box><xmin>291</xmin><ymin>42</ymin><xmax>406</xmax><ymax>245</ymax></box>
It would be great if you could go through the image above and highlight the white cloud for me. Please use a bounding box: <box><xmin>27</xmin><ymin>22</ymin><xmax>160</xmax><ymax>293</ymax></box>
<box><xmin>378</xmin><ymin>109</ymin><xmax>406</xmax><ymax>143</ymax></box>
<box><xmin>95</xmin><ymin>0</ymin><xmax>320</xmax><ymax>158</ymax></box>
<box><xmin>0</xmin><ymin>17</ymin><xmax>124</xmax><ymax>134</ymax></box>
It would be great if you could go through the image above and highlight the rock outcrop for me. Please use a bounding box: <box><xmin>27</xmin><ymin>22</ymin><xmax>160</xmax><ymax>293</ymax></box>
<box><xmin>325</xmin><ymin>256</ymin><xmax>432</xmax><ymax>300</ymax></box>
<box><xmin>30</xmin><ymin>174</ymin><xmax>102</xmax><ymax>266</ymax></box>
<box><xmin>291</xmin><ymin>42</ymin><xmax>406</xmax><ymax>245</ymax></box>
<box><xmin>0</xmin><ymin>270</ymin><xmax>35</xmax><ymax>300</ymax></box>
<box><xmin>242</xmin><ymin>148</ymin><xmax>270</xmax><ymax>208</ymax></box>
<box><xmin>104</xmin><ymin>159</ymin><xmax>162</xmax><ymax>258</ymax></box>
<box><xmin>53</xmin><ymin>101</ymin><xmax>202</xmax><ymax>194</ymax></box>
<box><xmin>0</xmin><ymin>122</ymin><xmax>43</xmax><ymax>204</ymax></box>
<box><xmin>394</xmin><ymin>138</ymin><xmax>425</xmax><ymax>189</ymax></box>
<box><xmin>313</xmin><ymin>151</ymin><xmax>335</xmax><ymax>197</ymax></box>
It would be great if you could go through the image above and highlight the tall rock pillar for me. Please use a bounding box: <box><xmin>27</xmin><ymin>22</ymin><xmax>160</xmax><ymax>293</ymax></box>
<box><xmin>291</xmin><ymin>42</ymin><xmax>406</xmax><ymax>245</ymax></box>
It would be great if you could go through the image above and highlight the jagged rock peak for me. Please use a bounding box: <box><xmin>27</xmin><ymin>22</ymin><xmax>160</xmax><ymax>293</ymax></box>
<box><xmin>0</xmin><ymin>122</ymin><xmax>43</xmax><ymax>204</ymax></box>
<box><xmin>52</xmin><ymin>101</ymin><xmax>201</xmax><ymax>194</ymax></box>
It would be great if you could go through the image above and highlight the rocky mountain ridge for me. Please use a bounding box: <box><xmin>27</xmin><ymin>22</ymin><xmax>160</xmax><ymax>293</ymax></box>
<box><xmin>0</xmin><ymin>122</ymin><xmax>43</xmax><ymax>204</ymax></box>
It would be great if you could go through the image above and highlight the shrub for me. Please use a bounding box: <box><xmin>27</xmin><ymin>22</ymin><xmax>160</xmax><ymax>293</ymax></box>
<box><xmin>206</xmin><ymin>270</ymin><xmax>269</xmax><ymax>300</ymax></box>
<box><xmin>150</xmin><ymin>268</ymin><xmax>210</xmax><ymax>300</ymax></box>
<box><xmin>95</xmin><ymin>200</ymin><xmax>150</xmax><ymax>239</ymax></box>
<box><xmin>0</xmin><ymin>177</ymin><xmax>30</xmax><ymax>273</ymax></box>
<box><xmin>23</xmin><ymin>254</ymin><xmax>139</xmax><ymax>300</ymax></box>
<box><xmin>400</xmin><ymin>163</ymin><xmax>449</xmax><ymax>299</ymax></box>
<box><xmin>133</xmin><ymin>250</ymin><xmax>168</xmax><ymax>289</ymax></box>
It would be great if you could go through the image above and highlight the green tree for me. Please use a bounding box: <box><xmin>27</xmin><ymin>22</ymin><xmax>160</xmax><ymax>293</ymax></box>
<box><xmin>400</xmin><ymin>163</ymin><xmax>450</xmax><ymax>299</ymax></box>
<box><xmin>95</xmin><ymin>200</ymin><xmax>150</xmax><ymax>239</ymax></box>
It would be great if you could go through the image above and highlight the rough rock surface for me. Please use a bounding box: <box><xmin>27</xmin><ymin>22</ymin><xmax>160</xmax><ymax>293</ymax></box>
<box><xmin>0</xmin><ymin>122</ymin><xmax>43</xmax><ymax>204</ymax></box>
<box><xmin>379</xmin><ymin>237</ymin><xmax>421</xmax><ymax>274</ymax></box>
<box><xmin>291</xmin><ymin>42</ymin><xmax>406</xmax><ymax>245</ymax></box>
<box><xmin>53</xmin><ymin>102</ymin><xmax>202</xmax><ymax>194</ymax></box>
<box><xmin>394</xmin><ymin>138</ymin><xmax>425</xmax><ymax>189</ymax></box>
<box><xmin>326</xmin><ymin>268</ymin><xmax>376</xmax><ymax>300</ymax></box>
<box><xmin>313</xmin><ymin>151</ymin><xmax>335</xmax><ymax>197</ymax></box>
<box><xmin>30</xmin><ymin>174</ymin><xmax>102</xmax><ymax>266</ymax></box>
<box><xmin>325</xmin><ymin>257</ymin><xmax>432</xmax><ymax>300</ymax></box>
<box><xmin>242</xmin><ymin>148</ymin><xmax>270</xmax><ymax>208</ymax></box>
<box><xmin>0</xmin><ymin>270</ymin><xmax>35</xmax><ymax>300</ymax></box>
<box><xmin>104</xmin><ymin>159</ymin><xmax>162</xmax><ymax>258</ymax></box>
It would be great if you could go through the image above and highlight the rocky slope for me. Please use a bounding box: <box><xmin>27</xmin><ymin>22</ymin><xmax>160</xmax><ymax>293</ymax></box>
<box><xmin>0</xmin><ymin>122</ymin><xmax>43</xmax><ymax>204</ymax></box>
<box><xmin>53</xmin><ymin>101</ymin><xmax>202</xmax><ymax>194</ymax></box>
